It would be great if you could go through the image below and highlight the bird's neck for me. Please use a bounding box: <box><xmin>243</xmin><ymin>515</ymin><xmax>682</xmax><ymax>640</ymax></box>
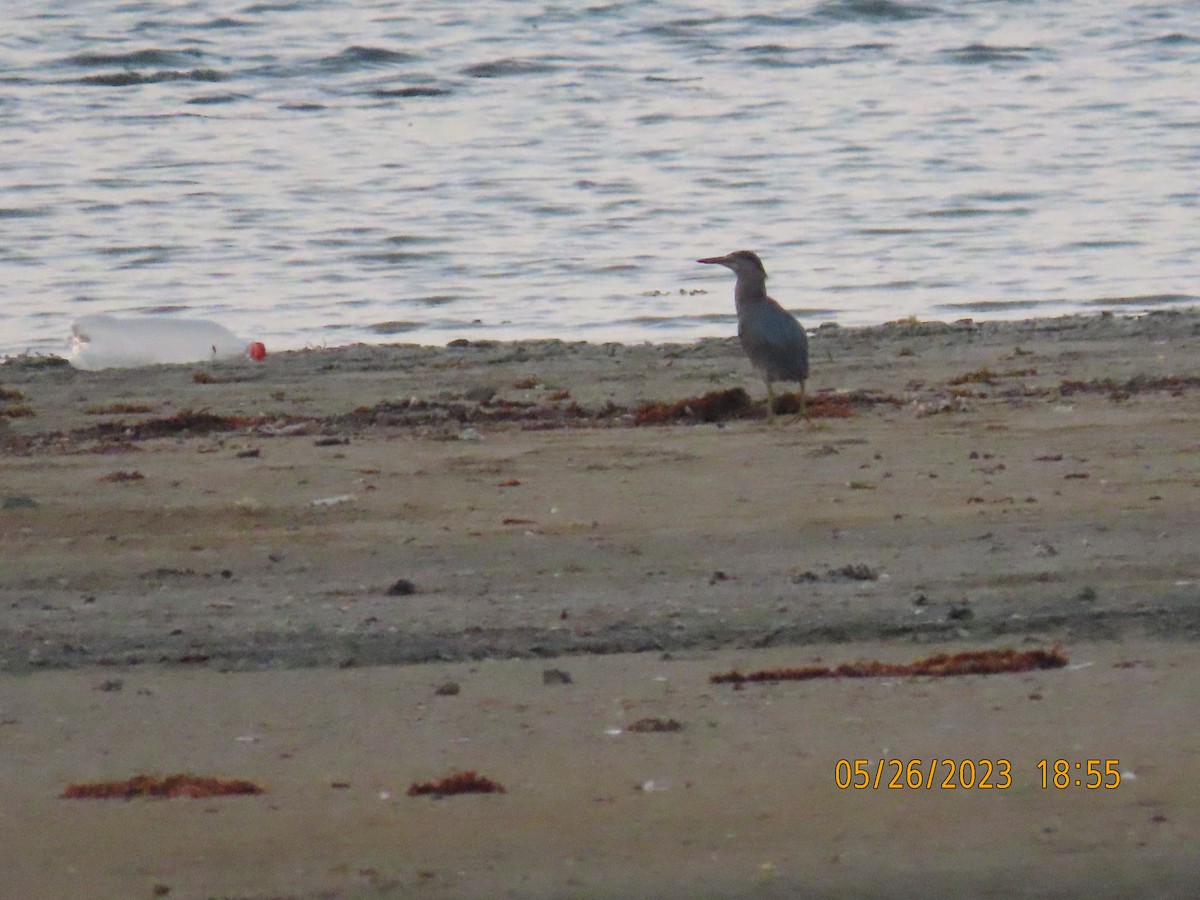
<box><xmin>734</xmin><ymin>275</ymin><xmax>768</xmax><ymax>314</ymax></box>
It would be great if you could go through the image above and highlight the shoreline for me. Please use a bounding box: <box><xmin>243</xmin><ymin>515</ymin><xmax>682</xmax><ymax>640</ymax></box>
<box><xmin>6</xmin><ymin>300</ymin><xmax>1198</xmax><ymax>364</ymax></box>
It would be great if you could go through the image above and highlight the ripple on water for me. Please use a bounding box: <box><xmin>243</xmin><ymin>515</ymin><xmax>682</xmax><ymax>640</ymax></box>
<box><xmin>124</xmin><ymin>304</ymin><xmax>193</xmax><ymax>315</ymax></box>
<box><xmin>61</xmin><ymin>49</ymin><xmax>206</xmax><ymax>68</ymax></box>
<box><xmin>912</xmin><ymin>206</ymin><xmax>1033</xmax><ymax>219</ymax></box>
<box><xmin>368</xmin><ymin>86</ymin><xmax>452</xmax><ymax>98</ymax></box>
<box><xmin>462</xmin><ymin>58</ymin><xmax>561</xmax><ymax>78</ymax></box>
<box><xmin>76</xmin><ymin>69</ymin><xmax>228</xmax><ymax>86</ymax></box>
<box><xmin>351</xmin><ymin>251</ymin><xmax>447</xmax><ymax>267</ymax></box>
<box><xmin>942</xmin><ymin>44</ymin><xmax>1042</xmax><ymax>65</ymax></box>
<box><xmin>1128</xmin><ymin>33</ymin><xmax>1200</xmax><ymax>49</ymax></box>
<box><xmin>369</xmin><ymin>320</ymin><xmax>422</xmax><ymax>334</ymax></box>
<box><xmin>242</xmin><ymin>2</ymin><xmax>305</xmax><ymax>12</ymax></box>
<box><xmin>319</xmin><ymin>46</ymin><xmax>419</xmax><ymax>71</ymax></box>
<box><xmin>936</xmin><ymin>300</ymin><xmax>1053</xmax><ymax>314</ymax></box>
<box><xmin>0</xmin><ymin>207</ymin><xmax>52</xmax><ymax>219</ymax></box>
<box><xmin>196</xmin><ymin>16</ymin><xmax>253</xmax><ymax>29</ymax></box>
<box><xmin>813</xmin><ymin>0</ymin><xmax>941</xmax><ymax>23</ymax></box>
<box><xmin>186</xmin><ymin>93</ymin><xmax>246</xmax><ymax>105</ymax></box>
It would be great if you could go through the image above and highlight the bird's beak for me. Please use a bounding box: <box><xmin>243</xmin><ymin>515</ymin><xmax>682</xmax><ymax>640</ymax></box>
<box><xmin>697</xmin><ymin>255</ymin><xmax>733</xmax><ymax>267</ymax></box>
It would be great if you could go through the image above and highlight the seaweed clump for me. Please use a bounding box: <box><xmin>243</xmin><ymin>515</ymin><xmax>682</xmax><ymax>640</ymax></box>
<box><xmin>407</xmin><ymin>770</ymin><xmax>506</xmax><ymax>798</ymax></box>
<box><xmin>61</xmin><ymin>773</ymin><xmax>265</xmax><ymax>800</ymax></box>
<box><xmin>634</xmin><ymin>388</ymin><xmax>755</xmax><ymax>425</ymax></box>
<box><xmin>711</xmin><ymin>646</ymin><xmax>1068</xmax><ymax>684</ymax></box>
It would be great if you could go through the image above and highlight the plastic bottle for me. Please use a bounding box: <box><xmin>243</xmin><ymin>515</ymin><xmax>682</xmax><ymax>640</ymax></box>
<box><xmin>68</xmin><ymin>314</ymin><xmax>266</xmax><ymax>370</ymax></box>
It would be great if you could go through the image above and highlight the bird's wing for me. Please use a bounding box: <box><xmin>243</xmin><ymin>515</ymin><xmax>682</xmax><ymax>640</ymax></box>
<box><xmin>740</xmin><ymin>299</ymin><xmax>809</xmax><ymax>381</ymax></box>
<box><xmin>755</xmin><ymin>301</ymin><xmax>807</xmax><ymax>350</ymax></box>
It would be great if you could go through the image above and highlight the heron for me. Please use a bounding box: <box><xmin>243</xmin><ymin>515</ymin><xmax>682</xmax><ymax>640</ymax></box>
<box><xmin>697</xmin><ymin>250</ymin><xmax>809</xmax><ymax>417</ymax></box>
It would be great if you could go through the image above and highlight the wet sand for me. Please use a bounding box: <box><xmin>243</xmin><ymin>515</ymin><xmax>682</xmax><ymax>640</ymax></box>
<box><xmin>2</xmin><ymin>310</ymin><xmax>1199</xmax><ymax>897</ymax></box>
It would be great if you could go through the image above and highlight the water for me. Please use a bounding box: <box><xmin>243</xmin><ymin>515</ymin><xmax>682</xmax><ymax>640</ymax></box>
<box><xmin>2</xmin><ymin>0</ymin><xmax>1198</xmax><ymax>358</ymax></box>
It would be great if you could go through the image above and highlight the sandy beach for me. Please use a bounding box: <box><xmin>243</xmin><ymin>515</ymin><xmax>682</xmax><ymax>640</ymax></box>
<box><xmin>2</xmin><ymin>310</ymin><xmax>1199</xmax><ymax>898</ymax></box>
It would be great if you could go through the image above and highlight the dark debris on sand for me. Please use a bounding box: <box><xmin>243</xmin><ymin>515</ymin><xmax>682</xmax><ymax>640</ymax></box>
<box><xmin>407</xmin><ymin>770</ymin><xmax>506</xmax><ymax>798</ymax></box>
<box><xmin>711</xmin><ymin>646</ymin><xmax>1068</xmax><ymax>684</ymax></box>
<box><xmin>61</xmin><ymin>773</ymin><xmax>265</xmax><ymax>800</ymax></box>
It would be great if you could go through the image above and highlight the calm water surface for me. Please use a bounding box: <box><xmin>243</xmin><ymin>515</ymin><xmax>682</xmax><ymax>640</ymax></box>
<box><xmin>2</xmin><ymin>0</ymin><xmax>1198</xmax><ymax>356</ymax></box>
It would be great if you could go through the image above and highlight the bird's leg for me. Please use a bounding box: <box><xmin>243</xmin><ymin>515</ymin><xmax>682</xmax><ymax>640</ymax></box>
<box><xmin>765</xmin><ymin>380</ymin><xmax>775</xmax><ymax>420</ymax></box>
<box><xmin>799</xmin><ymin>380</ymin><xmax>807</xmax><ymax>419</ymax></box>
